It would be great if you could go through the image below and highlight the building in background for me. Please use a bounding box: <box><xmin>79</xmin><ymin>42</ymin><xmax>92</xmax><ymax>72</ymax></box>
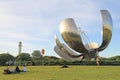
<box><xmin>18</xmin><ymin>41</ymin><xmax>22</xmax><ymax>55</ymax></box>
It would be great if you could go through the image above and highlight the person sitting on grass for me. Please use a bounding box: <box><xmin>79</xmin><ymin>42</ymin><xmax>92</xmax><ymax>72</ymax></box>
<box><xmin>22</xmin><ymin>65</ymin><xmax>27</xmax><ymax>72</ymax></box>
<box><xmin>13</xmin><ymin>66</ymin><xmax>21</xmax><ymax>73</ymax></box>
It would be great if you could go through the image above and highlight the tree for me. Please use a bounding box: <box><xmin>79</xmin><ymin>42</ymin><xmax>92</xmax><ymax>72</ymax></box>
<box><xmin>15</xmin><ymin>53</ymin><xmax>31</xmax><ymax>65</ymax></box>
<box><xmin>109</xmin><ymin>56</ymin><xmax>120</xmax><ymax>61</ymax></box>
<box><xmin>31</xmin><ymin>50</ymin><xmax>42</xmax><ymax>65</ymax></box>
<box><xmin>0</xmin><ymin>53</ymin><xmax>14</xmax><ymax>66</ymax></box>
<box><xmin>31</xmin><ymin>50</ymin><xmax>42</xmax><ymax>59</ymax></box>
<box><xmin>16</xmin><ymin>53</ymin><xmax>31</xmax><ymax>61</ymax></box>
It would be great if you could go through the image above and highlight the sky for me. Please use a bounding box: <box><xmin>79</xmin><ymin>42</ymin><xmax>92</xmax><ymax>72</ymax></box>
<box><xmin>0</xmin><ymin>0</ymin><xmax>119</xmax><ymax>58</ymax></box>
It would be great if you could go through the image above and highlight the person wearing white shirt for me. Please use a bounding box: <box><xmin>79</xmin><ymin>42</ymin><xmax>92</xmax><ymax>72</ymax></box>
<box><xmin>22</xmin><ymin>65</ymin><xmax>27</xmax><ymax>72</ymax></box>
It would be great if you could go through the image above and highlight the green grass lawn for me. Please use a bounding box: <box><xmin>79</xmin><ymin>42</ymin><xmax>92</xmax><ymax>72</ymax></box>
<box><xmin>0</xmin><ymin>66</ymin><xmax>120</xmax><ymax>80</ymax></box>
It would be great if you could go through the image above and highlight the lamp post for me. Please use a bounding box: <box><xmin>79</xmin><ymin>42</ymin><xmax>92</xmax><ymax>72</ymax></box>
<box><xmin>41</xmin><ymin>49</ymin><xmax>45</xmax><ymax>66</ymax></box>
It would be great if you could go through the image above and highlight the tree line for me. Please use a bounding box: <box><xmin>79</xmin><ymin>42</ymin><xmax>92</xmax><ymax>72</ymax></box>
<box><xmin>0</xmin><ymin>50</ymin><xmax>120</xmax><ymax>66</ymax></box>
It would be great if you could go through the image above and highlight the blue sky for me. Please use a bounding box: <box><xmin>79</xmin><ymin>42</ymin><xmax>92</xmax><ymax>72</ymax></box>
<box><xmin>0</xmin><ymin>0</ymin><xmax>119</xmax><ymax>57</ymax></box>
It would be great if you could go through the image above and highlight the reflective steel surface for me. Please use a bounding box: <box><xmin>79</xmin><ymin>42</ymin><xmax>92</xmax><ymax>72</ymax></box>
<box><xmin>60</xmin><ymin>18</ymin><xmax>87</xmax><ymax>53</ymax></box>
<box><xmin>54</xmin><ymin>10</ymin><xmax>113</xmax><ymax>60</ymax></box>
<box><xmin>54</xmin><ymin>35</ymin><xmax>83</xmax><ymax>61</ymax></box>
<box><xmin>97</xmin><ymin>10</ymin><xmax>113</xmax><ymax>51</ymax></box>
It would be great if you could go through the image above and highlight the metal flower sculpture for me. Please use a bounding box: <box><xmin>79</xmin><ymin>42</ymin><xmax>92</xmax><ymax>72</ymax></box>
<box><xmin>54</xmin><ymin>10</ymin><xmax>113</xmax><ymax>63</ymax></box>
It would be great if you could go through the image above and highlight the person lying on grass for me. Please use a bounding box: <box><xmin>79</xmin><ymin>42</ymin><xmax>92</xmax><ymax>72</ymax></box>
<box><xmin>3</xmin><ymin>67</ymin><xmax>12</xmax><ymax>74</ymax></box>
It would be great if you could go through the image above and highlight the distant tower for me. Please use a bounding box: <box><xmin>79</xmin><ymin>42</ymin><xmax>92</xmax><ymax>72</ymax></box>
<box><xmin>18</xmin><ymin>41</ymin><xmax>22</xmax><ymax>55</ymax></box>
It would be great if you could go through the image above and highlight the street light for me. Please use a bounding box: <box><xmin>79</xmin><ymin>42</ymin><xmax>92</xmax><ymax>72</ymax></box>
<box><xmin>41</xmin><ymin>49</ymin><xmax>45</xmax><ymax>66</ymax></box>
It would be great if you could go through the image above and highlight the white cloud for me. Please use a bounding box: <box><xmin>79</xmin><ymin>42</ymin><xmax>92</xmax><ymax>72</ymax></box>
<box><xmin>0</xmin><ymin>0</ymin><xmax>100</xmax><ymax>54</ymax></box>
<box><xmin>0</xmin><ymin>0</ymin><xmax>119</xmax><ymax>57</ymax></box>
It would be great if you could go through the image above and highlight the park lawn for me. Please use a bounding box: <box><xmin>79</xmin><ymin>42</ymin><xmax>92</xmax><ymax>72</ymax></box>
<box><xmin>0</xmin><ymin>66</ymin><xmax>120</xmax><ymax>80</ymax></box>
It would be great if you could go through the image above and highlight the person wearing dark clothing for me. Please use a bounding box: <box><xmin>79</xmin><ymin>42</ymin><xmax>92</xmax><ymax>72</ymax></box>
<box><xmin>3</xmin><ymin>67</ymin><xmax>12</xmax><ymax>74</ymax></box>
<box><xmin>15</xmin><ymin>66</ymin><xmax>21</xmax><ymax>72</ymax></box>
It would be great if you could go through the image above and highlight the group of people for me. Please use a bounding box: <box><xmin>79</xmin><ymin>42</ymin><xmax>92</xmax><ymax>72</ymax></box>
<box><xmin>3</xmin><ymin>65</ymin><xmax>27</xmax><ymax>74</ymax></box>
